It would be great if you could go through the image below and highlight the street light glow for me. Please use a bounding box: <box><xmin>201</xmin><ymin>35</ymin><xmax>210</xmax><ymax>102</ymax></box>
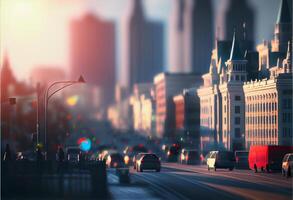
<box><xmin>66</xmin><ymin>95</ymin><xmax>79</xmax><ymax>106</ymax></box>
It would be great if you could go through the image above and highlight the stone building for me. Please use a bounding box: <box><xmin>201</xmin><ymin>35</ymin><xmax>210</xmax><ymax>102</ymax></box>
<box><xmin>243</xmin><ymin>0</ymin><xmax>292</xmax><ymax>149</ymax></box>
<box><xmin>154</xmin><ymin>72</ymin><xmax>201</xmax><ymax>139</ymax></box>
<box><xmin>173</xmin><ymin>88</ymin><xmax>200</xmax><ymax>148</ymax></box>
<box><xmin>219</xmin><ymin>33</ymin><xmax>248</xmax><ymax>151</ymax></box>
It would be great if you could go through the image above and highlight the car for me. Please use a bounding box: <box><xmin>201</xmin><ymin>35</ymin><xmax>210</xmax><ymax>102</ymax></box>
<box><xmin>207</xmin><ymin>151</ymin><xmax>235</xmax><ymax>171</ymax></box>
<box><xmin>235</xmin><ymin>151</ymin><xmax>249</xmax><ymax>169</ymax></box>
<box><xmin>180</xmin><ymin>149</ymin><xmax>200</xmax><ymax>165</ymax></box>
<box><xmin>282</xmin><ymin>153</ymin><xmax>293</xmax><ymax>177</ymax></box>
<box><xmin>201</xmin><ymin>151</ymin><xmax>212</xmax><ymax>165</ymax></box>
<box><xmin>66</xmin><ymin>147</ymin><xmax>81</xmax><ymax>163</ymax></box>
<box><xmin>123</xmin><ymin>145</ymin><xmax>148</xmax><ymax>166</ymax></box>
<box><xmin>166</xmin><ymin>144</ymin><xmax>180</xmax><ymax>162</ymax></box>
<box><xmin>133</xmin><ymin>153</ymin><xmax>147</xmax><ymax>169</ymax></box>
<box><xmin>136</xmin><ymin>153</ymin><xmax>161</xmax><ymax>172</ymax></box>
<box><xmin>106</xmin><ymin>153</ymin><xmax>125</xmax><ymax>168</ymax></box>
<box><xmin>248</xmin><ymin>145</ymin><xmax>293</xmax><ymax>172</ymax></box>
<box><xmin>16</xmin><ymin>151</ymin><xmax>36</xmax><ymax>161</ymax></box>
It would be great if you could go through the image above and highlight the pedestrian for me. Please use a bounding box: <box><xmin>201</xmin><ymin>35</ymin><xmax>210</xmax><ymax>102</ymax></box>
<box><xmin>3</xmin><ymin>144</ymin><xmax>12</xmax><ymax>161</ymax></box>
<box><xmin>57</xmin><ymin>147</ymin><xmax>65</xmax><ymax>173</ymax></box>
<box><xmin>36</xmin><ymin>146</ymin><xmax>43</xmax><ymax>161</ymax></box>
<box><xmin>58</xmin><ymin>147</ymin><xmax>65</xmax><ymax>162</ymax></box>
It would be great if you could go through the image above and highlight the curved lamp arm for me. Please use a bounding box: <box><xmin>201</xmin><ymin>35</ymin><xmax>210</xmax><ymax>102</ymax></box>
<box><xmin>47</xmin><ymin>82</ymin><xmax>75</xmax><ymax>101</ymax></box>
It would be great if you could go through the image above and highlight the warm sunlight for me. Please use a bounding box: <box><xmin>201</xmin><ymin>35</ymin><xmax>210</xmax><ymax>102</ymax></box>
<box><xmin>13</xmin><ymin>1</ymin><xmax>34</xmax><ymax>18</ymax></box>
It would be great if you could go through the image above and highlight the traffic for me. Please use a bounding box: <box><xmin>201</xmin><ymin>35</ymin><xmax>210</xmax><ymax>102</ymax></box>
<box><xmin>27</xmin><ymin>141</ymin><xmax>291</xmax><ymax>178</ymax></box>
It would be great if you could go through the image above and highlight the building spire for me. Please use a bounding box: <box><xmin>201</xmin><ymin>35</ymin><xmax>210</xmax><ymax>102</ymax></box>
<box><xmin>229</xmin><ymin>30</ymin><xmax>242</xmax><ymax>60</ymax></box>
<box><xmin>242</xmin><ymin>22</ymin><xmax>246</xmax><ymax>40</ymax></box>
<box><xmin>276</xmin><ymin>0</ymin><xmax>291</xmax><ymax>24</ymax></box>
<box><xmin>1</xmin><ymin>51</ymin><xmax>16</xmax><ymax>85</ymax></box>
<box><xmin>286</xmin><ymin>40</ymin><xmax>292</xmax><ymax>61</ymax></box>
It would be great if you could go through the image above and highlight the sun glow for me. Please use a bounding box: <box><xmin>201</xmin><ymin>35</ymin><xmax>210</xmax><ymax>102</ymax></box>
<box><xmin>13</xmin><ymin>1</ymin><xmax>34</xmax><ymax>18</ymax></box>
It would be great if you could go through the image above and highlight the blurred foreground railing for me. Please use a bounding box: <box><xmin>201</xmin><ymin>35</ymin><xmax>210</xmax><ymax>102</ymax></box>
<box><xmin>1</xmin><ymin>160</ymin><xmax>108</xmax><ymax>199</ymax></box>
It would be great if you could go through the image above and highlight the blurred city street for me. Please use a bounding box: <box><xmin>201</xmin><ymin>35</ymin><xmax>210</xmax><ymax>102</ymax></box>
<box><xmin>1</xmin><ymin>0</ymin><xmax>293</xmax><ymax>199</ymax></box>
<box><xmin>107</xmin><ymin>163</ymin><xmax>292</xmax><ymax>200</ymax></box>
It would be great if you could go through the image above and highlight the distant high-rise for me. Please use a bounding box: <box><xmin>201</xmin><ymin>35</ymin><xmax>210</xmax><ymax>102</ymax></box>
<box><xmin>224</xmin><ymin>0</ymin><xmax>255</xmax><ymax>43</ymax></box>
<box><xmin>169</xmin><ymin>0</ymin><xmax>214</xmax><ymax>74</ymax></box>
<box><xmin>70</xmin><ymin>14</ymin><xmax>115</xmax><ymax>107</ymax></box>
<box><xmin>0</xmin><ymin>53</ymin><xmax>16</xmax><ymax>102</ymax></box>
<box><xmin>121</xmin><ymin>0</ymin><xmax>164</xmax><ymax>90</ymax></box>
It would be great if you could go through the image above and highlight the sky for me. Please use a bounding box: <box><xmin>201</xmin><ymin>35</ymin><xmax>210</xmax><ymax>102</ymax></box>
<box><xmin>0</xmin><ymin>0</ymin><xmax>281</xmax><ymax>82</ymax></box>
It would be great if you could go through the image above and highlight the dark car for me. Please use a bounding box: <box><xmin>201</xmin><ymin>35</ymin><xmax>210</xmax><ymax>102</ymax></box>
<box><xmin>180</xmin><ymin>149</ymin><xmax>200</xmax><ymax>165</ymax></box>
<box><xmin>235</xmin><ymin>151</ymin><xmax>249</xmax><ymax>169</ymax></box>
<box><xmin>16</xmin><ymin>151</ymin><xmax>36</xmax><ymax>161</ymax></box>
<box><xmin>106</xmin><ymin>153</ymin><xmax>125</xmax><ymax>168</ymax></box>
<box><xmin>123</xmin><ymin>145</ymin><xmax>148</xmax><ymax>166</ymax></box>
<box><xmin>66</xmin><ymin>147</ymin><xmax>81</xmax><ymax>163</ymax></box>
<box><xmin>136</xmin><ymin>153</ymin><xmax>161</xmax><ymax>172</ymax></box>
<box><xmin>167</xmin><ymin>144</ymin><xmax>180</xmax><ymax>162</ymax></box>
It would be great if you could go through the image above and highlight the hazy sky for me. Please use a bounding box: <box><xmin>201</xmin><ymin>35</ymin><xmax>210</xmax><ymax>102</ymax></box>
<box><xmin>0</xmin><ymin>0</ymin><xmax>281</xmax><ymax>82</ymax></box>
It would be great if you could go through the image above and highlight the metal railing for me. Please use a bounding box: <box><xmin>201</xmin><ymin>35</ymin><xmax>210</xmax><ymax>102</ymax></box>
<box><xmin>1</xmin><ymin>160</ymin><xmax>108</xmax><ymax>199</ymax></box>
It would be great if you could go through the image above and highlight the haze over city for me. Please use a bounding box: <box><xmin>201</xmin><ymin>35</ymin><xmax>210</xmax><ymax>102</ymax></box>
<box><xmin>0</xmin><ymin>0</ymin><xmax>283</xmax><ymax>85</ymax></box>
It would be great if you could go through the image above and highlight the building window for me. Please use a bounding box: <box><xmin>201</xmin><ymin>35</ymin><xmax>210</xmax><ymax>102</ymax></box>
<box><xmin>283</xmin><ymin>113</ymin><xmax>287</xmax><ymax>123</ymax></box>
<box><xmin>235</xmin><ymin>128</ymin><xmax>241</xmax><ymax>138</ymax></box>
<box><xmin>224</xmin><ymin>117</ymin><xmax>227</xmax><ymax>124</ymax></box>
<box><xmin>283</xmin><ymin>99</ymin><xmax>287</xmax><ymax>109</ymax></box>
<box><xmin>235</xmin><ymin>96</ymin><xmax>241</xmax><ymax>101</ymax></box>
<box><xmin>236</xmin><ymin>75</ymin><xmax>239</xmax><ymax>80</ymax></box>
<box><xmin>235</xmin><ymin>117</ymin><xmax>241</xmax><ymax>125</ymax></box>
<box><xmin>235</xmin><ymin>106</ymin><xmax>240</xmax><ymax>114</ymax></box>
<box><xmin>283</xmin><ymin>128</ymin><xmax>287</xmax><ymax>137</ymax></box>
<box><xmin>241</xmin><ymin>75</ymin><xmax>245</xmax><ymax>81</ymax></box>
<box><xmin>224</xmin><ymin>105</ymin><xmax>227</xmax><ymax>113</ymax></box>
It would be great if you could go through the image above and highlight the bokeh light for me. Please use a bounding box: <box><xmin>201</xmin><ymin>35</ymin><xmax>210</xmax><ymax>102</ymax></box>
<box><xmin>77</xmin><ymin>137</ymin><xmax>91</xmax><ymax>151</ymax></box>
<box><xmin>66</xmin><ymin>95</ymin><xmax>79</xmax><ymax>106</ymax></box>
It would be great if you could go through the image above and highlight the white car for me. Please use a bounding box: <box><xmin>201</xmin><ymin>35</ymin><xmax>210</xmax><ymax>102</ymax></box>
<box><xmin>282</xmin><ymin>153</ymin><xmax>293</xmax><ymax>177</ymax></box>
<box><xmin>207</xmin><ymin>151</ymin><xmax>235</xmax><ymax>171</ymax></box>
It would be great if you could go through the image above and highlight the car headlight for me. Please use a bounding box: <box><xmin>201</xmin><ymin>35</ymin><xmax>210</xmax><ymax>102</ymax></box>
<box><xmin>124</xmin><ymin>155</ymin><xmax>130</xmax><ymax>164</ymax></box>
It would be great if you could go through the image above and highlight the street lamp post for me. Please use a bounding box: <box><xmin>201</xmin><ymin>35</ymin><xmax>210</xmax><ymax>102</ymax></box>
<box><xmin>44</xmin><ymin>76</ymin><xmax>85</xmax><ymax>159</ymax></box>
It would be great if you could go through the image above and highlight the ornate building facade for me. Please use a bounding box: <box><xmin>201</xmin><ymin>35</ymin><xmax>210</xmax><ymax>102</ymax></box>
<box><xmin>197</xmin><ymin>0</ymin><xmax>292</xmax><ymax>151</ymax></box>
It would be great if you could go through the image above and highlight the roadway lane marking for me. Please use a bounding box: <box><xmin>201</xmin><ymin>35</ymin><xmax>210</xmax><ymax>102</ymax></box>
<box><xmin>165</xmin><ymin>171</ymin><xmax>238</xmax><ymax>200</ymax></box>
<box><xmin>162</xmin><ymin>163</ymin><xmax>291</xmax><ymax>189</ymax></box>
<box><xmin>132</xmin><ymin>172</ymin><xmax>189</xmax><ymax>200</ymax></box>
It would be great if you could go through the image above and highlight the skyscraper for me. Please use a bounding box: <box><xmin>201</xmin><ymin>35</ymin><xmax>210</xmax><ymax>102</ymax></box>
<box><xmin>70</xmin><ymin>13</ymin><xmax>115</xmax><ymax>107</ymax></box>
<box><xmin>121</xmin><ymin>0</ymin><xmax>164</xmax><ymax>90</ymax></box>
<box><xmin>169</xmin><ymin>0</ymin><xmax>214</xmax><ymax>74</ymax></box>
<box><xmin>224</xmin><ymin>0</ymin><xmax>255</xmax><ymax>43</ymax></box>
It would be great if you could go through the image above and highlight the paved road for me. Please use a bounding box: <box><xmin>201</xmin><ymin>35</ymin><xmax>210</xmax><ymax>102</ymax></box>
<box><xmin>128</xmin><ymin>163</ymin><xmax>292</xmax><ymax>200</ymax></box>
